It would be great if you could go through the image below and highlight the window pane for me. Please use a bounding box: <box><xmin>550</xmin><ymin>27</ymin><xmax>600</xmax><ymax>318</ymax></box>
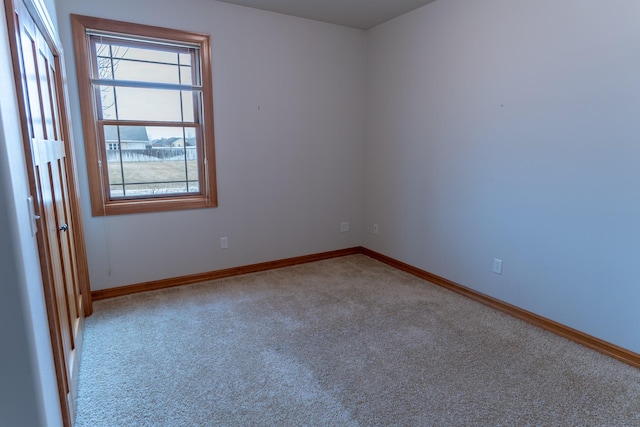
<box><xmin>96</xmin><ymin>41</ymin><xmax>190</xmax><ymax>61</ymax></box>
<box><xmin>114</xmin><ymin>44</ymin><xmax>184</xmax><ymax>64</ymax></box>
<box><xmin>94</xmin><ymin>42</ymin><xmax>195</xmax><ymax>85</ymax></box>
<box><xmin>98</xmin><ymin>86</ymin><xmax>116</xmax><ymax>120</ymax></box>
<box><xmin>181</xmin><ymin>91</ymin><xmax>195</xmax><ymax>122</ymax></box>
<box><xmin>97</xmin><ymin>85</ymin><xmax>197</xmax><ymax>122</ymax></box>
<box><xmin>179</xmin><ymin>66</ymin><xmax>193</xmax><ymax>85</ymax></box>
<box><xmin>112</xmin><ymin>60</ymin><xmax>192</xmax><ymax>85</ymax></box>
<box><xmin>103</xmin><ymin>125</ymin><xmax>199</xmax><ymax>198</ymax></box>
<box><xmin>94</xmin><ymin>44</ymin><xmax>116</xmax><ymax>79</ymax></box>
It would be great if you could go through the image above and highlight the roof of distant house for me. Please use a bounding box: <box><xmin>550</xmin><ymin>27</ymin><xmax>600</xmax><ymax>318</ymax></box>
<box><xmin>104</xmin><ymin>126</ymin><xmax>149</xmax><ymax>143</ymax></box>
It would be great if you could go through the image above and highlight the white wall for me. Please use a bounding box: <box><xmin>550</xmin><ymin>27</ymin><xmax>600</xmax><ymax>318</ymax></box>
<box><xmin>365</xmin><ymin>0</ymin><xmax>640</xmax><ymax>353</ymax></box>
<box><xmin>55</xmin><ymin>0</ymin><xmax>366</xmax><ymax>290</ymax></box>
<box><xmin>0</xmin><ymin>0</ymin><xmax>63</xmax><ymax>425</ymax></box>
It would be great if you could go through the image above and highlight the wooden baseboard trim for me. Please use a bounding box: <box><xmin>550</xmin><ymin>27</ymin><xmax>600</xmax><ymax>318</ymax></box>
<box><xmin>360</xmin><ymin>247</ymin><xmax>640</xmax><ymax>369</ymax></box>
<box><xmin>91</xmin><ymin>247</ymin><xmax>361</xmax><ymax>301</ymax></box>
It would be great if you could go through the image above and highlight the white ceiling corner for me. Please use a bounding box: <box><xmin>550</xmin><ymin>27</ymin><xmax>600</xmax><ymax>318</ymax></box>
<box><xmin>215</xmin><ymin>0</ymin><xmax>437</xmax><ymax>30</ymax></box>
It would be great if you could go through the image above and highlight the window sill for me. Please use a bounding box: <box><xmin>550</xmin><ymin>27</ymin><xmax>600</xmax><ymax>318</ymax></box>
<box><xmin>92</xmin><ymin>194</ymin><xmax>217</xmax><ymax>216</ymax></box>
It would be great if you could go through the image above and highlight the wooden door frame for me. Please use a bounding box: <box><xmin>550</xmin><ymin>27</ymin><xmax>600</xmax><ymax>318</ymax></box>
<box><xmin>3</xmin><ymin>0</ymin><xmax>92</xmax><ymax>425</ymax></box>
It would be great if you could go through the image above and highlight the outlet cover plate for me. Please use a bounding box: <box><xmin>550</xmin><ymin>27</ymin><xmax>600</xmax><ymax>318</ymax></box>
<box><xmin>493</xmin><ymin>258</ymin><xmax>503</xmax><ymax>275</ymax></box>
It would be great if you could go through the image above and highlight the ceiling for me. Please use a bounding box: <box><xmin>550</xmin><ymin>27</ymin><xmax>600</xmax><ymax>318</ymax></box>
<box><xmin>216</xmin><ymin>0</ymin><xmax>437</xmax><ymax>30</ymax></box>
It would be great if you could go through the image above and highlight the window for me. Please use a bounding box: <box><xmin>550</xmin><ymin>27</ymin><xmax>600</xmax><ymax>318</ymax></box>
<box><xmin>71</xmin><ymin>15</ymin><xmax>217</xmax><ymax>216</ymax></box>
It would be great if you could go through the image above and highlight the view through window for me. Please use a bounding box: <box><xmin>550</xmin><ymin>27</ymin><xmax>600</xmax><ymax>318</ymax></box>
<box><xmin>95</xmin><ymin>38</ymin><xmax>199</xmax><ymax>197</ymax></box>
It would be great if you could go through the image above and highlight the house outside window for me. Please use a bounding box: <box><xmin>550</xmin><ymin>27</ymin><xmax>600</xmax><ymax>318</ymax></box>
<box><xmin>71</xmin><ymin>15</ymin><xmax>217</xmax><ymax>216</ymax></box>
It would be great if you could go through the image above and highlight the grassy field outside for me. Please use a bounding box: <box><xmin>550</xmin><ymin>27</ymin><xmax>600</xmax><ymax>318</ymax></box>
<box><xmin>108</xmin><ymin>160</ymin><xmax>199</xmax><ymax>196</ymax></box>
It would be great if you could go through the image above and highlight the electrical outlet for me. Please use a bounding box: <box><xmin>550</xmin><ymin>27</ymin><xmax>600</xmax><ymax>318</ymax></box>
<box><xmin>373</xmin><ymin>224</ymin><xmax>379</xmax><ymax>234</ymax></box>
<box><xmin>493</xmin><ymin>258</ymin><xmax>503</xmax><ymax>275</ymax></box>
<box><xmin>340</xmin><ymin>222</ymin><xmax>350</xmax><ymax>232</ymax></box>
<box><xmin>220</xmin><ymin>237</ymin><xmax>229</xmax><ymax>249</ymax></box>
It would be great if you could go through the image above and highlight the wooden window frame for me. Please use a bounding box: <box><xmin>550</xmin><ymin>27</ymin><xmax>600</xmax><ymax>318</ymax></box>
<box><xmin>71</xmin><ymin>14</ymin><xmax>217</xmax><ymax>216</ymax></box>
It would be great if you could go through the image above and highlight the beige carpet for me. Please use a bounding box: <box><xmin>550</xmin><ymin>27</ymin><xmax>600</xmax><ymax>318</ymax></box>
<box><xmin>75</xmin><ymin>255</ymin><xmax>640</xmax><ymax>426</ymax></box>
